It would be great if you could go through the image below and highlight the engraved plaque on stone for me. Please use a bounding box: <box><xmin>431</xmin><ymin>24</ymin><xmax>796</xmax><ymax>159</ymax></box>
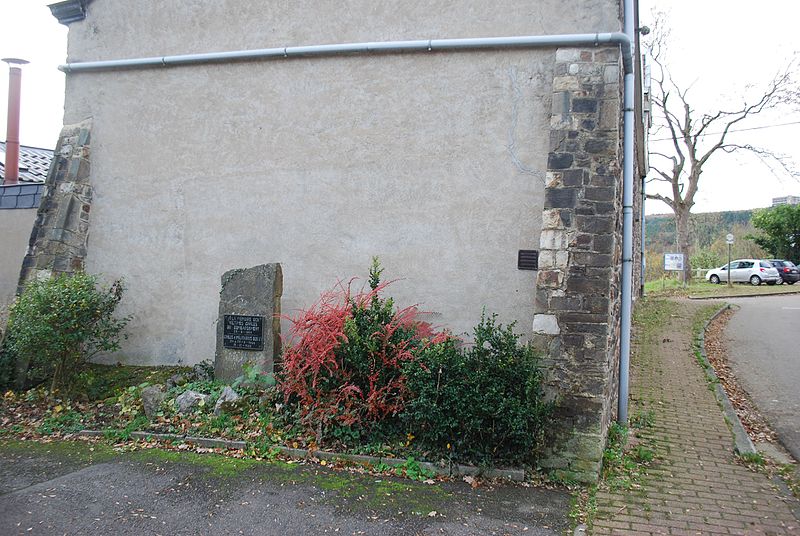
<box><xmin>223</xmin><ymin>314</ymin><xmax>264</xmax><ymax>351</ymax></box>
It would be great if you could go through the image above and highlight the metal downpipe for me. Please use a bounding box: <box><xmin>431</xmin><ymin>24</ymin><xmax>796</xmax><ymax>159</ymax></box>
<box><xmin>617</xmin><ymin>0</ymin><xmax>636</xmax><ymax>424</ymax></box>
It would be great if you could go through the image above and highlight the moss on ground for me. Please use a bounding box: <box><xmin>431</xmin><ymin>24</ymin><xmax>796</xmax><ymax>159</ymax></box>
<box><xmin>74</xmin><ymin>363</ymin><xmax>191</xmax><ymax>400</ymax></box>
<box><xmin>0</xmin><ymin>437</ymin><xmax>448</xmax><ymax>515</ymax></box>
<box><xmin>0</xmin><ymin>437</ymin><xmax>119</xmax><ymax>465</ymax></box>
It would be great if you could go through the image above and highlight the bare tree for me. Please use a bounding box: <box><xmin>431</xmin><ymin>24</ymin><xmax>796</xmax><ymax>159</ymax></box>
<box><xmin>644</xmin><ymin>22</ymin><xmax>798</xmax><ymax>280</ymax></box>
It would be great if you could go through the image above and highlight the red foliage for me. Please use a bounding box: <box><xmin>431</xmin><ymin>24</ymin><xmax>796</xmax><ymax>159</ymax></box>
<box><xmin>278</xmin><ymin>279</ymin><xmax>449</xmax><ymax>437</ymax></box>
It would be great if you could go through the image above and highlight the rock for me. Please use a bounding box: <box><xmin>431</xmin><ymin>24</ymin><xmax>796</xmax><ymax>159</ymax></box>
<box><xmin>192</xmin><ymin>363</ymin><xmax>212</xmax><ymax>382</ymax></box>
<box><xmin>166</xmin><ymin>374</ymin><xmax>187</xmax><ymax>389</ymax></box>
<box><xmin>141</xmin><ymin>385</ymin><xmax>166</xmax><ymax>419</ymax></box>
<box><xmin>213</xmin><ymin>386</ymin><xmax>242</xmax><ymax>415</ymax></box>
<box><xmin>175</xmin><ymin>390</ymin><xmax>210</xmax><ymax>414</ymax></box>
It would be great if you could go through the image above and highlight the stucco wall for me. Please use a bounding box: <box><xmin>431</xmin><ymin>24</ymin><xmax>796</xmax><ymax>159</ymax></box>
<box><xmin>0</xmin><ymin>209</ymin><xmax>35</xmax><ymax>310</ymax></box>
<box><xmin>62</xmin><ymin>0</ymin><xmax>621</xmax><ymax>365</ymax></box>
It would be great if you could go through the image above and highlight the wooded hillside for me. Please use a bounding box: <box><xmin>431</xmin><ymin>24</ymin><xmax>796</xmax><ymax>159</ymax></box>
<box><xmin>644</xmin><ymin>209</ymin><xmax>767</xmax><ymax>280</ymax></box>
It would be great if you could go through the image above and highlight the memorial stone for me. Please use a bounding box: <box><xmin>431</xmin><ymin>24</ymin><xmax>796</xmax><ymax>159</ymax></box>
<box><xmin>214</xmin><ymin>263</ymin><xmax>282</xmax><ymax>381</ymax></box>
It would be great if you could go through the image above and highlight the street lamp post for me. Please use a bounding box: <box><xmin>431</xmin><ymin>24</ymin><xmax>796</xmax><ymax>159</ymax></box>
<box><xmin>726</xmin><ymin>233</ymin><xmax>734</xmax><ymax>287</ymax></box>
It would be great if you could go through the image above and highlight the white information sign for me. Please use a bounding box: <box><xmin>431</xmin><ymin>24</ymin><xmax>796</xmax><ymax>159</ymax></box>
<box><xmin>664</xmin><ymin>253</ymin><xmax>685</xmax><ymax>271</ymax></box>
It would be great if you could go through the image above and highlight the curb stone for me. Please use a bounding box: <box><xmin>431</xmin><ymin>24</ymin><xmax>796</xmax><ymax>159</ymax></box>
<box><xmin>695</xmin><ymin>304</ymin><xmax>757</xmax><ymax>456</ymax></box>
<box><xmin>76</xmin><ymin>430</ymin><xmax>525</xmax><ymax>481</ymax></box>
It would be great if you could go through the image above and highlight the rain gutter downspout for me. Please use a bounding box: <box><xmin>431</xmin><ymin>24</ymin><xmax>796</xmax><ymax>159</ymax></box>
<box><xmin>617</xmin><ymin>0</ymin><xmax>636</xmax><ymax>424</ymax></box>
<box><xmin>57</xmin><ymin>25</ymin><xmax>637</xmax><ymax>423</ymax></box>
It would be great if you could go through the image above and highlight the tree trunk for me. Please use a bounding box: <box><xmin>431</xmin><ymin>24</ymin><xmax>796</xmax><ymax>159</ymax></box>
<box><xmin>675</xmin><ymin>206</ymin><xmax>692</xmax><ymax>282</ymax></box>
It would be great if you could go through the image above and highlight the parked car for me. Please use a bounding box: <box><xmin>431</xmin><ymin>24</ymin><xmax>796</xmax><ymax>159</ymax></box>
<box><xmin>705</xmin><ymin>259</ymin><xmax>780</xmax><ymax>286</ymax></box>
<box><xmin>768</xmin><ymin>259</ymin><xmax>800</xmax><ymax>285</ymax></box>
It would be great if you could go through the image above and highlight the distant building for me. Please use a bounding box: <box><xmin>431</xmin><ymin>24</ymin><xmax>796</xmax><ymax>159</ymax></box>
<box><xmin>772</xmin><ymin>195</ymin><xmax>800</xmax><ymax>207</ymax></box>
<box><xmin>0</xmin><ymin>142</ymin><xmax>52</xmax><ymax>209</ymax></box>
<box><xmin>0</xmin><ymin>142</ymin><xmax>53</xmax><ymax>307</ymax></box>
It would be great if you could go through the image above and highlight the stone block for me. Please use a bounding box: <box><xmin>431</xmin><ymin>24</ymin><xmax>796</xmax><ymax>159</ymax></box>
<box><xmin>575</xmin><ymin>215</ymin><xmax>613</xmax><ymax>234</ymax></box>
<box><xmin>572</xmin><ymin>98</ymin><xmax>598</xmax><ymax>114</ymax></box>
<box><xmin>215</xmin><ymin>263</ymin><xmax>283</xmax><ymax>381</ymax></box>
<box><xmin>598</xmin><ymin>99</ymin><xmax>621</xmax><ymax>130</ymax></box>
<box><xmin>584</xmin><ymin>296</ymin><xmax>610</xmax><ymax>314</ymax></box>
<box><xmin>544</xmin><ymin>188</ymin><xmax>577</xmax><ymax>209</ymax></box>
<box><xmin>551</xmin><ymin>90</ymin><xmax>569</xmax><ymax>116</ymax></box>
<box><xmin>562</xmin><ymin>169</ymin><xmax>585</xmax><ymax>187</ymax></box>
<box><xmin>141</xmin><ymin>385</ymin><xmax>166</xmax><ymax>419</ymax></box>
<box><xmin>559</xmin><ymin>312</ymin><xmax>607</xmax><ymax>324</ymax></box>
<box><xmin>532</xmin><ymin>314</ymin><xmax>560</xmax><ymax>335</ymax></box>
<box><xmin>541</xmin><ymin>208</ymin><xmax>564</xmax><ymax>229</ymax></box>
<box><xmin>175</xmin><ymin>390</ymin><xmax>210</xmax><ymax>414</ymax></box>
<box><xmin>547</xmin><ymin>152</ymin><xmax>574</xmax><ymax>170</ymax></box>
<box><xmin>539</xmin><ymin>229</ymin><xmax>567</xmax><ymax>250</ymax></box>
<box><xmin>562</xmin><ymin>322</ymin><xmax>607</xmax><ymax>335</ymax></box>
<box><xmin>584</xmin><ymin>139</ymin><xmax>610</xmax><ymax>154</ymax></box>
<box><xmin>603</xmin><ymin>65</ymin><xmax>620</xmax><ymax>84</ymax></box>
<box><xmin>555</xmin><ymin>48</ymin><xmax>582</xmax><ymax>62</ymax></box>
<box><xmin>549</xmin><ymin>296</ymin><xmax>582</xmax><ymax>311</ymax></box>
<box><xmin>593</xmin><ymin>234</ymin><xmax>614</xmax><ymax>252</ymax></box>
<box><xmin>573</xmin><ymin>233</ymin><xmax>592</xmax><ymax>249</ymax></box>
<box><xmin>537</xmin><ymin>270</ymin><xmax>563</xmax><ymax>288</ymax></box>
<box><xmin>571</xmin><ymin>252</ymin><xmax>612</xmax><ymax>267</ymax></box>
<box><xmin>552</xmin><ymin>75</ymin><xmax>580</xmax><ymax>91</ymax></box>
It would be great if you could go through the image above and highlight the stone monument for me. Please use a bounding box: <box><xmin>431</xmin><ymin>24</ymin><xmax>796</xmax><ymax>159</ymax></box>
<box><xmin>215</xmin><ymin>263</ymin><xmax>282</xmax><ymax>381</ymax></box>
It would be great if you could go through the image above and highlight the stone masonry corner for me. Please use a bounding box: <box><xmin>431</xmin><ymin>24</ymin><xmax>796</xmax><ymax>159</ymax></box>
<box><xmin>534</xmin><ymin>47</ymin><xmax>624</xmax><ymax>482</ymax></box>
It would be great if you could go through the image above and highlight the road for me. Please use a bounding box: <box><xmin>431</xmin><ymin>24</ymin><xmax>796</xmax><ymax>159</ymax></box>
<box><xmin>0</xmin><ymin>439</ymin><xmax>568</xmax><ymax>536</ymax></box>
<box><xmin>725</xmin><ymin>293</ymin><xmax>800</xmax><ymax>461</ymax></box>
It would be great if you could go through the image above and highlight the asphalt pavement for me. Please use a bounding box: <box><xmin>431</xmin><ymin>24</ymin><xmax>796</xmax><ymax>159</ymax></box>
<box><xmin>0</xmin><ymin>439</ymin><xmax>569</xmax><ymax>536</ymax></box>
<box><xmin>725</xmin><ymin>293</ymin><xmax>800</xmax><ymax>461</ymax></box>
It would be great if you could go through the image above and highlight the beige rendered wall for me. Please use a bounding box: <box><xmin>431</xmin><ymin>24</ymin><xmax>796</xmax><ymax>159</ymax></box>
<box><xmin>62</xmin><ymin>1</ymin><xmax>621</xmax><ymax>365</ymax></box>
<box><xmin>0</xmin><ymin>209</ymin><xmax>34</xmax><ymax>311</ymax></box>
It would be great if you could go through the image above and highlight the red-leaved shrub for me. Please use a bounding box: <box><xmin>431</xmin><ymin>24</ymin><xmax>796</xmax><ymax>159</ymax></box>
<box><xmin>278</xmin><ymin>259</ymin><xmax>447</xmax><ymax>442</ymax></box>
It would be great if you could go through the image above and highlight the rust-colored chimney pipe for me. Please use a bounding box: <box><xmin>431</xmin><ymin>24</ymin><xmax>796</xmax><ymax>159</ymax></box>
<box><xmin>3</xmin><ymin>58</ymin><xmax>29</xmax><ymax>186</ymax></box>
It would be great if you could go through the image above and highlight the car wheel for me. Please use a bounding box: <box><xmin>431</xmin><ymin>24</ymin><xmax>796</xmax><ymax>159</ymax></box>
<box><xmin>749</xmin><ymin>275</ymin><xmax>761</xmax><ymax>286</ymax></box>
<box><xmin>709</xmin><ymin>275</ymin><xmax>720</xmax><ymax>284</ymax></box>
<box><xmin>787</xmin><ymin>281</ymin><xmax>796</xmax><ymax>285</ymax></box>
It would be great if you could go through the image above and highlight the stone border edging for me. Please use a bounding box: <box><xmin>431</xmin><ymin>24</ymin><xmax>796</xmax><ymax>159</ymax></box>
<box><xmin>694</xmin><ymin>304</ymin><xmax>757</xmax><ymax>456</ymax></box>
<box><xmin>76</xmin><ymin>430</ymin><xmax>525</xmax><ymax>481</ymax></box>
<box><xmin>688</xmin><ymin>287</ymin><xmax>800</xmax><ymax>300</ymax></box>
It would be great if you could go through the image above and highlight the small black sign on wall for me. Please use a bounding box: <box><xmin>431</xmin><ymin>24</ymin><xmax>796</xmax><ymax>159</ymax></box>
<box><xmin>517</xmin><ymin>250</ymin><xmax>539</xmax><ymax>271</ymax></box>
<box><xmin>223</xmin><ymin>314</ymin><xmax>264</xmax><ymax>350</ymax></box>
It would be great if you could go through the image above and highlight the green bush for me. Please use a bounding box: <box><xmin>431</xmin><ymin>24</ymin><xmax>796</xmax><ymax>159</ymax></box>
<box><xmin>4</xmin><ymin>272</ymin><xmax>130</xmax><ymax>393</ymax></box>
<box><xmin>401</xmin><ymin>313</ymin><xmax>554</xmax><ymax>466</ymax></box>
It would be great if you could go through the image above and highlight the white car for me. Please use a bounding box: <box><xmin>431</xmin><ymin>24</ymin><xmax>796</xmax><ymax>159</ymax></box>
<box><xmin>706</xmin><ymin>259</ymin><xmax>780</xmax><ymax>286</ymax></box>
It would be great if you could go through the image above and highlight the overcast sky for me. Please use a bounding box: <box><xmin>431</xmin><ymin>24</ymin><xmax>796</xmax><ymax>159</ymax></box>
<box><xmin>1</xmin><ymin>1</ymin><xmax>798</xmax><ymax>215</ymax></box>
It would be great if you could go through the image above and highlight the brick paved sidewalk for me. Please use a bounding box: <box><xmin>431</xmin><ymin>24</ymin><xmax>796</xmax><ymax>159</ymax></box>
<box><xmin>592</xmin><ymin>299</ymin><xmax>799</xmax><ymax>535</ymax></box>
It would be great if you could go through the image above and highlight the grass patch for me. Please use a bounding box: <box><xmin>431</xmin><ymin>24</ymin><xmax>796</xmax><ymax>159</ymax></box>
<box><xmin>644</xmin><ymin>277</ymin><xmax>799</xmax><ymax>298</ymax></box>
<box><xmin>737</xmin><ymin>451</ymin><xmax>766</xmax><ymax>466</ymax></box>
<box><xmin>630</xmin><ymin>409</ymin><xmax>655</xmax><ymax>429</ymax></box>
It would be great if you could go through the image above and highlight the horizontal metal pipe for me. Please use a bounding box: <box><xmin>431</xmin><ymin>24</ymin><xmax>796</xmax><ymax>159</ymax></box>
<box><xmin>60</xmin><ymin>32</ymin><xmax>632</xmax><ymax>74</ymax></box>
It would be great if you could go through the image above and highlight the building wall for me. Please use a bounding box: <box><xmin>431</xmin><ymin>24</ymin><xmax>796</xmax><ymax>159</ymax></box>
<box><xmin>59</xmin><ymin>0</ymin><xmax>621</xmax><ymax>365</ymax></box>
<box><xmin>0</xmin><ymin>207</ymin><xmax>36</xmax><ymax>310</ymax></box>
